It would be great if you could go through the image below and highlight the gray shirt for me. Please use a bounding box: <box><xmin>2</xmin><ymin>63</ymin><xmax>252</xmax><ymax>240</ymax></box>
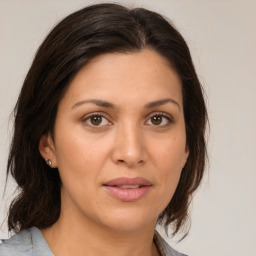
<box><xmin>0</xmin><ymin>227</ymin><xmax>187</xmax><ymax>256</ymax></box>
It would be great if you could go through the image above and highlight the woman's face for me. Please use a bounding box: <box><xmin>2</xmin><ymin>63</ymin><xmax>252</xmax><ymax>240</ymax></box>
<box><xmin>40</xmin><ymin>49</ymin><xmax>189</xmax><ymax>231</ymax></box>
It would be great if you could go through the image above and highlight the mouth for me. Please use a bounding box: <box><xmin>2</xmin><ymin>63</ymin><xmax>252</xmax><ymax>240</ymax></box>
<box><xmin>103</xmin><ymin>177</ymin><xmax>153</xmax><ymax>202</ymax></box>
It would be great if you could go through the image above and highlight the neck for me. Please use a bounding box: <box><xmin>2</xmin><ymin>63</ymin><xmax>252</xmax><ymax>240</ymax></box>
<box><xmin>41</xmin><ymin>208</ymin><xmax>160</xmax><ymax>256</ymax></box>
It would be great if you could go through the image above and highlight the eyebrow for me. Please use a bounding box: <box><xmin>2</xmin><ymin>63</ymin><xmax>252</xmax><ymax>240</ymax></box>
<box><xmin>72</xmin><ymin>98</ymin><xmax>180</xmax><ymax>110</ymax></box>
<box><xmin>144</xmin><ymin>98</ymin><xmax>180</xmax><ymax>110</ymax></box>
<box><xmin>72</xmin><ymin>99</ymin><xmax>115</xmax><ymax>109</ymax></box>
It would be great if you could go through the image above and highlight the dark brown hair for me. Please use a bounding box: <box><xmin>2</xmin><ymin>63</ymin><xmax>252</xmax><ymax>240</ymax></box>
<box><xmin>7</xmin><ymin>3</ymin><xmax>207</xmax><ymax>237</ymax></box>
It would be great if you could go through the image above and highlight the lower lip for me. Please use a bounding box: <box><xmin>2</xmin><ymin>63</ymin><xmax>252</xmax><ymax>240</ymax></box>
<box><xmin>104</xmin><ymin>186</ymin><xmax>152</xmax><ymax>202</ymax></box>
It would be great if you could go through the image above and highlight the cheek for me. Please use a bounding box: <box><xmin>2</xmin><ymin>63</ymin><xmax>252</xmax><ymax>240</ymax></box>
<box><xmin>54</xmin><ymin>135</ymin><xmax>106</xmax><ymax>206</ymax></box>
<box><xmin>151</xmin><ymin>134</ymin><xmax>187</xmax><ymax>170</ymax></box>
<box><xmin>53</xmin><ymin>128</ymin><xmax>114</xmax><ymax>200</ymax></box>
<box><xmin>149</xmin><ymin>134</ymin><xmax>187</xmax><ymax>198</ymax></box>
<box><xmin>54</xmin><ymin>125</ymin><xmax>110</xmax><ymax>168</ymax></box>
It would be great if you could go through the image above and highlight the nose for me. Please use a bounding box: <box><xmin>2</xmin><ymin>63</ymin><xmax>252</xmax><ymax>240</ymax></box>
<box><xmin>111</xmin><ymin>124</ymin><xmax>147</xmax><ymax>168</ymax></box>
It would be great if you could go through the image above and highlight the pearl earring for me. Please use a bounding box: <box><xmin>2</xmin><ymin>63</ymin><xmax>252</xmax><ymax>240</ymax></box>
<box><xmin>45</xmin><ymin>159</ymin><xmax>52</xmax><ymax>167</ymax></box>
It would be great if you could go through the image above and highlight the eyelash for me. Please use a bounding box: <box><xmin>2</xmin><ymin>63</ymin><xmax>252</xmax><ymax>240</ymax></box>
<box><xmin>146</xmin><ymin>112</ymin><xmax>174</xmax><ymax>127</ymax></box>
<box><xmin>81</xmin><ymin>112</ymin><xmax>111</xmax><ymax>127</ymax></box>
<box><xmin>81</xmin><ymin>111</ymin><xmax>174</xmax><ymax>128</ymax></box>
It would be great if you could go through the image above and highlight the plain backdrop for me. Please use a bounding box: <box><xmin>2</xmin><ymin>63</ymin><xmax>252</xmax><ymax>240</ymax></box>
<box><xmin>0</xmin><ymin>1</ymin><xmax>255</xmax><ymax>256</ymax></box>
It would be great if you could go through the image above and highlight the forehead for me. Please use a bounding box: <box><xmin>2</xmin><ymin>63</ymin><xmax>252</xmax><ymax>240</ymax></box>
<box><xmin>60</xmin><ymin>49</ymin><xmax>183</xmax><ymax>108</ymax></box>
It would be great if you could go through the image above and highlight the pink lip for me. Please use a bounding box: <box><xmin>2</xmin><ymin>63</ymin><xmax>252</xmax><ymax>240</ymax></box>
<box><xmin>103</xmin><ymin>177</ymin><xmax>152</xmax><ymax>202</ymax></box>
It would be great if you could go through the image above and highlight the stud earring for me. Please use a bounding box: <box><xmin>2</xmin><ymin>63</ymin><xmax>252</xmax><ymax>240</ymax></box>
<box><xmin>45</xmin><ymin>159</ymin><xmax>52</xmax><ymax>167</ymax></box>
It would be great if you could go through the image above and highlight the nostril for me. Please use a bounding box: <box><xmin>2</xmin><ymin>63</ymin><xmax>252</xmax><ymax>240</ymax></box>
<box><xmin>117</xmin><ymin>159</ymin><xmax>144</xmax><ymax>165</ymax></box>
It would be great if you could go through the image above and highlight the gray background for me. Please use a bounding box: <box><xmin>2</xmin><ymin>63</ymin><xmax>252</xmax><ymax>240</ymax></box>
<box><xmin>0</xmin><ymin>0</ymin><xmax>255</xmax><ymax>255</ymax></box>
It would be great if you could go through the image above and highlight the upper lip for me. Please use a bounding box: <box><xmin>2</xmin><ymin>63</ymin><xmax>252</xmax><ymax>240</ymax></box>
<box><xmin>103</xmin><ymin>177</ymin><xmax>152</xmax><ymax>186</ymax></box>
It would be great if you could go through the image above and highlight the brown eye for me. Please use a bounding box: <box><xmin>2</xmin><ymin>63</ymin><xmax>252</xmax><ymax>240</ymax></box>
<box><xmin>91</xmin><ymin>116</ymin><xmax>102</xmax><ymax>126</ymax></box>
<box><xmin>151</xmin><ymin>116</ymin><xmax>162</xmax><ymax>125</ymax></box>
<box><xmin>83</xmin><ymin>114</ymin><xmax>111</xmax><ymax>127</ymax></box>
<box><xmin>145</xmin><ymin>113</ymin><xmax>172</xmax><ymax>126</ymax></box>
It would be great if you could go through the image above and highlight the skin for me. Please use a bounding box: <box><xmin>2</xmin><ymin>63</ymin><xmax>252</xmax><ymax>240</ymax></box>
<box><xmin>39</xmin><ymin>49</ymin><xmax>189</xmax><ymax>256</ymax></box>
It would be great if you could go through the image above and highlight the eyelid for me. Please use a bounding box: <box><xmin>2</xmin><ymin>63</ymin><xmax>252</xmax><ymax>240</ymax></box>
<box><xmin>81</xmin><ymin>112</ymin><xmax>112</xmax><ymax>126</ymax></box>
<box><xmin>147</xmin><ymin>111</ymin><xmax>173</xmax><ymax>119</ymax></box>
<box><xmin>145</xmin><ymin>111</ymin><xmax>174</xmax><ymax>126</ymax></box>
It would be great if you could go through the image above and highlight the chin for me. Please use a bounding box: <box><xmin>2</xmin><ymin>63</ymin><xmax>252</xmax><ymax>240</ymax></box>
<box><xmin>96</xmin><ymin>207</ymin><xmax>158</xmax><ymax>232</ymax></box>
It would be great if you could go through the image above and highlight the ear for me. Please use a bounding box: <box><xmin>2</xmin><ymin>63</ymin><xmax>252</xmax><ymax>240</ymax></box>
<box><xmin>39</xmin><ymin>133</ymin><xmax>57</xmax><ymax>168</ymax></box>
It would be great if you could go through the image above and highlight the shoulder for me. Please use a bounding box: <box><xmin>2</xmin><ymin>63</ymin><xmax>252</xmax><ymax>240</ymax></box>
<box><xmin>0</xmin><ymin>227</ymin><xmax>53</xmax><ymax>256</ymax></box>
<box><xmin>0</xmin><ymin>228</ymin><xmax>33</xmax><ymax>255</ymax></box>
<box><xmin>154</xmin><ymin>230</ymin><xmax>188</xmax><ymax>256</ymax></box>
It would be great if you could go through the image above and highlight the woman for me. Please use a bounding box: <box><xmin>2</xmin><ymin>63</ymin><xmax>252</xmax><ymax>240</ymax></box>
<box><xmin>0</xmin><ymin>3</ymin><xmax>207</xmax><ymax>256</ymax></box>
